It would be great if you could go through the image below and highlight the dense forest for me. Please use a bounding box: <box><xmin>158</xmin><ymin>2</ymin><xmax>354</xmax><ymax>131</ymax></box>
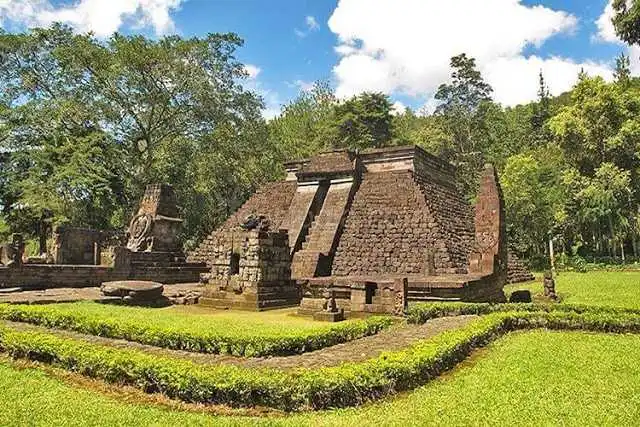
<box><xmin>1</xmin><ymin>4</ymin><xmax>640</xmax><ymax>267</ymax></box>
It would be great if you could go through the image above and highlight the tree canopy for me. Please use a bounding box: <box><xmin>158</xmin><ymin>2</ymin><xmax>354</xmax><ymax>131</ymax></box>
<box><xmin>2</xmin><ymin>24</ymin><xmax>639</xmax><ymax>266</ymax></box>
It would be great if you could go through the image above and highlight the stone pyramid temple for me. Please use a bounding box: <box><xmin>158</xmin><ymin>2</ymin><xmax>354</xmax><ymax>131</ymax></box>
<box><xmin>190</xmin><ymin>145</ymin><xmax>509</xmax><ymax>315</ymax></box>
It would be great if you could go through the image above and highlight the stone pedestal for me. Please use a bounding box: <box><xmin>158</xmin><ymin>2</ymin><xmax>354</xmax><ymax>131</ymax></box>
<box><xmin>313</xmin><ymin>309</ymin><xmax>345</xmax><ymax>322</ymax></box>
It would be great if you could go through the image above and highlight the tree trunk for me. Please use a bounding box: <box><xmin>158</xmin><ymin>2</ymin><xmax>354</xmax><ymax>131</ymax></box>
<box><xmin>549</xmin><ymin>237</ymin><xmax>555</xmax><ymax>272</ymax></box>
<box><xmin>621</xmin><ymin>240</ymin><xmax>626</xmax><ymax>263</ymax></box>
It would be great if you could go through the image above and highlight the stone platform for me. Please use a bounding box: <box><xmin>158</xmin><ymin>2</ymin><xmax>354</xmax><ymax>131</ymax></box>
<box><xmin>0</xmin><ymin>283</ymin><xmax>203</xmax><ymax>305</ymax></box>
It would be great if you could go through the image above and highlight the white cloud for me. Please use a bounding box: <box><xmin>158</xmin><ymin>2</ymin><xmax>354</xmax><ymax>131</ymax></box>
<box><xmin>286</xmin><ymin>79</ymin><xmax>315</xmax><ymax>92</ymax></box>
<box><xmin>390</xmin><ymin>100</ymin><xmax>407</xmax><ymax>115</ymax></box>
<box><xmin>328</xmin><ymin>0</ymin><xmax>613</xmax><ymax>107</ymax></box>
<box><xmin>295</xmin><ymin>14</ymin><xmax>321</xmax><ymax>38</ymax></box>
<box><xmin>0</xmin><ymin>0</ymin><xmax>184</xmax><ymax>37</ymax></box>
<box><xmin>485</xmin><ymin>56</ymin><xmax>613</xmax><ymax>106</ymax></box>
<box><xmin>243</xmin><ymin>64</ymin><xmax>261</xmax><ymax>79</ymax></box>
<box><xmin>594</xmin><ymin>0</ymin><xmax>620</xmax><ymax>43</ymax></box>
<box><xmin>305</xmin><ymin>15</ymin><xmax>320</xmax><ymax>31</ymax></box>
<box><xmin>595</xmin><ymin>0</ymin><xmax>640</xmax><ymax>75</ymax></box>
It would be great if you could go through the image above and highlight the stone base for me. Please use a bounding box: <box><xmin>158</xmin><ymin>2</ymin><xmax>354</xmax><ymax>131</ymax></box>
<box><xmin>198</xmin><ymin>286</ymin><xmax>300</xmax><ymax>311</ymax></box>
<box><xmin>313</xmin><ymin>309</ymin><xmax>345</xmax><ymax>322</ymax></box>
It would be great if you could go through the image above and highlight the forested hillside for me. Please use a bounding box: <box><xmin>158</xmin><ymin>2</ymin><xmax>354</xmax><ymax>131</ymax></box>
<box><xmin>2</xmin><ymin>24</ymin><xmax>640</xmax><ymax>266</ymax></box>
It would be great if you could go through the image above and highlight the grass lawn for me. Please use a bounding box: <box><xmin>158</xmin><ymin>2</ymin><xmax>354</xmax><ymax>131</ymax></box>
<box><xmin>505</xmin><ymin>271</ymin><xmax>640</xmax><ymax>309</ymax></box>
<box><xmin>7</xmin><ymin>302</ymin><xmax>356</xmax><ymax>338</ymax></box>
<box><xmin>1</xmin><ymin>330</ymin><xmax>639</xmax><ymax>426</ymax></box>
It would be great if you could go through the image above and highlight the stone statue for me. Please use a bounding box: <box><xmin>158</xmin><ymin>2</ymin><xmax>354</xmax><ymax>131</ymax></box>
<box><xmin>543</xmin><ymin>271</ymin><xmax>557</xmax><ymax>300</ymax></box>
<box><xmin>322</xmin><ymin>289</ymin><xmax>338</xmax><ymax>313</ymax></box>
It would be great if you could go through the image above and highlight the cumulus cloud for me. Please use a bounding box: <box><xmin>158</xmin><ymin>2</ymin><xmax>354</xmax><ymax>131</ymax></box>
<box><xmin>328</xmin><ymin>0</ymin><xmax>614</xmax><ymax>107</ymax></box>
<box><xmin>594</xmin><ymin>0</ymin><xmax>620</xmax><ymax>43</ymax></box>
<box><xmin>0</xmin><ymin>0</ymin><xmax>184</xmax><ymax>36</ymax></box>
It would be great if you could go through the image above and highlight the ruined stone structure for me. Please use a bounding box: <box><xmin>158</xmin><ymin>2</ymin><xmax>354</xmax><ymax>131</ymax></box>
<box><xmin>507</xmin><ymin>251</ymin><xmax>535</xmax><ymax>283</ymax></box>
<box><xmin>191</xmin><ymin>146</ymin><xmax>508</xmax><ymax>315</ymax></box>
<box><xmin>52</xmin><ymin>226</ymin><xmax>102</xmax><ymax>265</ymax></box>
<box><xmin>198</xmin><ymin>229</ymin><xmax>297</xmax><ymax>310</ymax></box>
<box><xmin>0</xmin><ymin>184</ymin><xmax>208</xmax><ymax>291</ymax></box>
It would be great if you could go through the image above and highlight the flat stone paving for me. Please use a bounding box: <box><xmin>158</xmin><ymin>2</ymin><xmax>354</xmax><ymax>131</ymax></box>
<box><xmin>0</xmin><ymin>283</ymin><xmax>203</xmax><ymax>305</ymax></box>
<box><xmin>2</xmin><ymin>315</ymin><xmax>478</xmax><ymax>370</ymax></box>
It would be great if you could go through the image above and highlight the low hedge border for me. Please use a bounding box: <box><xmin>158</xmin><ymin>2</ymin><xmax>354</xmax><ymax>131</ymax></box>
<box><xmin>0</xmin><ymin>304</ymin><xmax>393</xmax><ymax>357</ymax></box>
<box><xmin>407</xmin><ymin>302</ymin><xmax>640</xmax><ymax>324</ymax></box>
<box><xmin>1</xmin><ymin>310</ymin><xmax>639</xmax><ymax>411</ymax></box>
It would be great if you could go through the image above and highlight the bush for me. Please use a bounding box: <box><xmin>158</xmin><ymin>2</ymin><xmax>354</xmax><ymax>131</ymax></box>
<box><xmin>406</xmin><ymin>301</ymin><xmax>640</xmax><ymax>324</ymax></box>
<box><xmin>0</xmin><ymin>304</ymin><xmax>393</xmax><ymax>357</ymax></box>
<box><xmin>0</xmin><ymin>310</ymin><xmax>639</xmax><ymax>411</ymax></box>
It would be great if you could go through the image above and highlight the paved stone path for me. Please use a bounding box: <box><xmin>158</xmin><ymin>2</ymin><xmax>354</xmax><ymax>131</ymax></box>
<box><xmin>0</xmin><ymin>283</ymin><xmax>202</xmax><ymax>305</ymax></box>
<box><xmin>2</xmin><ymin>315</ymin><xmax>478</xmax><ymax>370</ymax></box>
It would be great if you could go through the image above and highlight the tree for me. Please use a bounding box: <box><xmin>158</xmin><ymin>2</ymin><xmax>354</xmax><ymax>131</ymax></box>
<box><xmin>268</xmin><ymin>81</ymin><xmax>335</xmax><ymax>160</ymax></box>
<box><xmin>320</xmin><ymin>92</ymin><xmax>394</xmax><ymax>150</ymax></box>
<box><xmin>501</xmin><ymin>148</ymin><xmax>566</xmax><ymax>259</ymax></box>
<box><xmin>531</xmin><ymin>71</ymin><xmax>551</xmax><ymax>135</ymax></box>
<box><xmin>0</xmin><ymin>24</ymin><xmax>271</xmax><ymax>245</ymax></box>
<box><xmin>612</xmin><ymin>0</ymin><xmax>640</xmax><ymax>45</ymax></box>
<box><xmin>614</xmin><ymin>52</ymin><xmax>631</xmax><ymax>87</ymax></box>
<box><xmin>433</xmin><ymin>53</ymin><xmax>494</xmax><ymax>197</ymax></box>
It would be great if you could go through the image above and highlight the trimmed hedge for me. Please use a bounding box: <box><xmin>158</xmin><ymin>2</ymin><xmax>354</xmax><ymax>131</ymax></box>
<box><xmin>0</xmin><ymin>304</ymin><xmax>392</xmax><ymax>357</ymax></box>
<box><xmin>1</xmin><ymin>310</ymin><xmax>639</xmax><ymax>411</ymax></box>
<box><xmin>406</xmin><ymin>302</ymin><xmax>640</xmax><ymax>324</ymax></box>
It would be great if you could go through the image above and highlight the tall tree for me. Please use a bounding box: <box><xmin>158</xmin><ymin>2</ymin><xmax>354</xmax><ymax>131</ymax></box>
<box><xmin>0</xmin><ymin>24</ymin><xmax>271</xmax><ymax>245</ymax></box>
<box><xmin>614</xmin><ymin>52</ymin><xmax>631</xmax><ymax>87</ymax></box>
<box><xmin>434</xmin><ymin>53</ymin><xmax>494</xmax><ymax>197</ymax></box>
<box><xmin>612</xmin><ymin>0</ymin><xmax>640</xmax><ymax>45</ymax></box>
<box><xmin>268</xmin><ymin>81</ymin><xmax>335</xmax><ymax>160</ymax></box>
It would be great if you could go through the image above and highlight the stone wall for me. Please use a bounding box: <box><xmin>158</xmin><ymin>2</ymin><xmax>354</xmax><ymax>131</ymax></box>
<box><xmin>0</xmin><ymin>264</ymin><xmax>208</xmax><ymax>290</ymax></box>
<box><xmin>52</xmin><ymin>226</ymin><xmax>103</xmax><ymax>265</ymax></box>
<box><xmin>200</xmin><ymin>230</ymin><xmax>299</xmax><ymax>310</ymax></box>
<box><xmin>469</xmin><ymin>164</ymin><xmax>507</xmax><ymax>282</ymax></box>
<box><xmin>414</xmin><ymin>175</ymin><xmax>474</xmax><ymax>274</ymax></box>
<box><xmin>507</xmin><ymin>251</ymin><xmax>535</xmax><ymax>283</ymax></box>
<box><xmin>331</xmin><ymin>170</ymin><xmax>436</xmax><ymax>276</ymax></box>
<box><xmin>189</xmin><ymin>181</ymin><xmax>297</xmax><ymax>264</ymax></box>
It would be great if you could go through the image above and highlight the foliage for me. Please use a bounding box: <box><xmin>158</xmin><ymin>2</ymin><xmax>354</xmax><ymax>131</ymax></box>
<box><xmin>1</xmin><ymin>310</ymin><xmax>639</xmax><ymax>411</ymax></box>
<box><xmin>0</xmin><ymin>303</ymin><xmax>392</xmax><ymax>357</ymax></box>
<box><xmin>433</xmin><ymin>53</ymin><xmax>495</xmax><ymax>196</ymax></box>
<box><xmin>267</xmin><ymin>81</ymin><xmax>335</xmax><ymax>160</ymax></box>
<box><xmin>612</xmin><ymin>0</ymin><xmax>640</xmax><ymax>45</ymax></box>
<box><xmin>2</xmin><ymin>330</ymin><xmax>639</xmax><ymax>425</ymax></box>
<box><xmin>0</xmin><ymin>24</ymin><xmax>273</xmax><ymax>243</ymax></box>
<box><xmin>319</xmin><ymin>92</ymin><xmax>395</xmax><ymax>150</ymax></box>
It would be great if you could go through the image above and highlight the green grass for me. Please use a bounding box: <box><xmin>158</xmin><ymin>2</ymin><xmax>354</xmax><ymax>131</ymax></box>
<box><xmin>8</xmin><ymin>303</ymin><xmax>331</xmax><ymax>336</ymax></box>
<box><xmin>505</xmin><ymin>271</ymin><xmax>640</xmax><ymax>309</ymax></box>
<box><xmin>1</xmin><ymin>331</ymin><xmax>639</xmax><ymax>426</ymax></box>
<box><xmin>0</xmin><ymin>302</ymin><xmax>392</xmax><ymax>356</ymax></box>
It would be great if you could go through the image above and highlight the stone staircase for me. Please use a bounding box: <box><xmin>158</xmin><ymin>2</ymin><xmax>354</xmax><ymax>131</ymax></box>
<box><xmin>291</xmin><ymin>180</ymin><xmax>355</xmax><ymax>279</ymax></box>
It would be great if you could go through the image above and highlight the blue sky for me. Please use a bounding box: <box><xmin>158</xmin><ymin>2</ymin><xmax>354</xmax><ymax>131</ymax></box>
<box><xmin>0</xmin><ymin>0</ymin><xmax>637</xmax><ymax>117</ymax></box>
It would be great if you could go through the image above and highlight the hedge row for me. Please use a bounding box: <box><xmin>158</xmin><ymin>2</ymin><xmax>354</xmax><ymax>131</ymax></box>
<box><xmin>406</xmin><ymin>301</ymin><xmax>640</xmax><ymax>324</ymax></box>
<box><xmin>1</xmin><ymin>310</ymin><xmax>639</xmax><ymax>411</ymax></box>
<box><xmin>0</xmin><ymin>304</ymin><xmax>392</xmax><ymax>357</ymax></box>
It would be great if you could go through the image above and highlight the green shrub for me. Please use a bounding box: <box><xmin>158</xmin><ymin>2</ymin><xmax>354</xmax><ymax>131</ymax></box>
<box><xmin>406</xmin><ymin>302</ymin><xmax>640</xmax><ymax>324</ymax></box>
<box><xmin>0</xmin><ymin>304</ymin><xmax>393</xmax><ymax>357</ymax></box>
<box><xmin>0</xmin><ymin>310</ymin><xmax>639</xmax><ymax>411</ymax></box>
